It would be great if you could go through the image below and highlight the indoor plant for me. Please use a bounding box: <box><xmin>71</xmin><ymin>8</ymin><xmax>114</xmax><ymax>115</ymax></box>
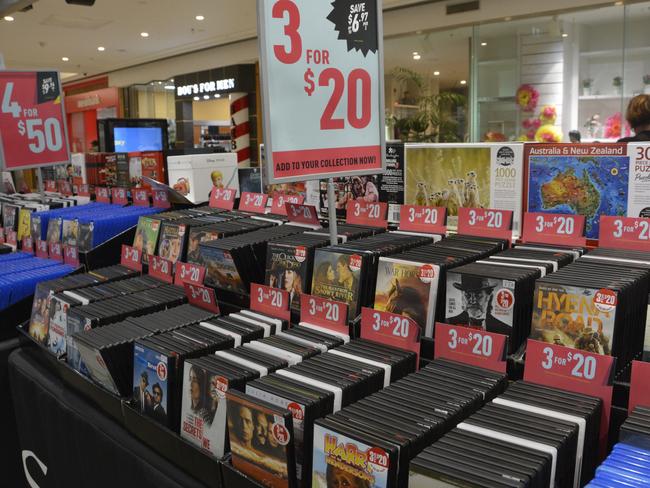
<box><xmin>582</xmin><ymin>78</ymin><xmax>593</xmax><ymax>97</ymax></box>
<box><xmin>644</xmin><ymin>75</ymin><xmax>650</xmax><ymax>94</ymax></box>
<box><xmin>613</xmin><ymin>76</ymin><xmax>623</xmax><ymax>96</ymax></box>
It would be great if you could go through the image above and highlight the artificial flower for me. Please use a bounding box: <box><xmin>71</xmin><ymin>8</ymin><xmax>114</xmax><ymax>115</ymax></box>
<box><xmin>516</xmin><ymin>84</ymin><xmax>539</xmax><ymax>112</ymax></box>
<box><xmin>539</xmin><ymin>105</ymin><xmax>557</xmax><ymax>125</ymax></box>
<box><xmin>535</xmin><ymin>124</ymin><xmax>563</xmax><ymax>143</ymax></box>
<box><xmin>522</xmin><ymin>118</ymin><xmax>541</xmax><ymax>130</ymax></box>
<box><xmin>604</xmin><ymin>112</ymin><xmax>632</xmax><ymax>139</ymax></box>
<box><xmin>484</xmin><ymin>131</ymin><xmax>507</xmax><ymax>142</ymax></box>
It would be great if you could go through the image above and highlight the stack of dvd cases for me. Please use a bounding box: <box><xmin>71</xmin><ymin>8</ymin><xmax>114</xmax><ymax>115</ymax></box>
<box><xmin>588</xmin><ymin>442</ymin><xmax>650</xmax><ymax>487</ymax></box>
<box><xmin>619</xmin><ymin>405</ymin><xmax>650</xmax><ymax>450</ymax></box>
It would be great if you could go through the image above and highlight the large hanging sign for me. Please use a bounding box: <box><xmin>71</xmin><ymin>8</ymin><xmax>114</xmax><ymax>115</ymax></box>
<box><xmin>258</xmin><ymin>0</ymin><xmax>385</xmax><ymax>183</ymax></box>
<box><xmin>0</xmin><ymin>71</ymin><xmax>70</xmax><ymax>170</ymax></box>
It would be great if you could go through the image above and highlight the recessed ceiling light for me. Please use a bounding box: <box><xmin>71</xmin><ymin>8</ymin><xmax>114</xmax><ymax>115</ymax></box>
<box><xmin>157</xmin><ymin>81</ymin><xmax>162</xmax><ymax>84</ymax></box>
<box><xmin>562</xmin><ymin>33</ymin><xmax>568</xmax><ymax>38</ymax></box>
<box><xmin>433</xmin><ymin>71</ymin><xmax>440</xmax><ymax>76</ymax></box>
<box><xmin>62</xmin><ymin>57</ymin><xmax>69</xmax><ymax>62</ymax></box>
<box><xmin>4</xmin><ymin>16</ymin><xmax>14</xmax><ymax>21</ymax></box>
<box><xmin>140</xmin><ymin>32</ymin><xmax>149</xmax><ymax>38</ymax></box>
<box><xmin>195</xmin><ymin>15</ymin><xmax>205</xmax><ymax>21</ymax></box>
<box><xmin>164</xmin><ymin>85</ymin><xmax>175</xmax><ymax>90</ymax></box>
<box><xmin>193</xmin><ymin>96</ymin><xmax>200</xmax><ymax>101</ymax></box>
<box><xmin>203</xmin><ymin>95</ymin><xmax>210</xmax><ymax>100</ymax></box>
<box><xmin>412</xmin><ymin>51</ymin><xmax>418</xmax><ymax>55</ymax></box>
<box><xmin>481</xmin><ymin>42</ymin><xmax>487</xmax><ymax>46</ymax></box>
<box><xmin>97</xmin><ymin>46</ymin><xmax>105</xmax><ymax>51</ymax></box>
<box><xmin>214</xmin><ymin>94</ymin><xmax>221</xmax><ymax>98</ymax></box>
<box><xmin>614</xmin><ymin>1</ymin><xmax>623</xmax><ymax>5</ymax></box>
<box><xmin>460</xmin><ymin>80</ymin><xmax>467</xmax><ymax>85</ymax></box>
<box><xmin>413</xmin><ymin>54</ymin><xmax>421</xmax><ymax>60</ymax></box>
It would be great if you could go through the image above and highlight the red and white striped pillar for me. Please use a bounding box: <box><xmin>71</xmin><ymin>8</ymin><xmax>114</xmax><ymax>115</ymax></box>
<box><xmin>230</xmin><ymin>92</ymin><xmax>250</xmax><ymax>167</ymax></box>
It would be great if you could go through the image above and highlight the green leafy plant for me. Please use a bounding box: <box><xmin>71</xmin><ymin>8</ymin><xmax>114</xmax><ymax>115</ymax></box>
<box><xmin>582</xmin><ymin>78</ymin><xmax>593</xmax><ymax>88</ymax></box>
<box><xmin>613</xmin><ymin>76</ymin><xmax>623</xmax><ymax>87</ymax></box>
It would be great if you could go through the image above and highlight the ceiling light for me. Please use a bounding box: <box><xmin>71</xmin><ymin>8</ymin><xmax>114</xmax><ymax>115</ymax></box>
<box><xmin>140</xmin><ymin>32</ymin><xmax>149</xmax><ymax>38</ymax></box>
<box><xmin>97</xmin><ymin>46</ymin><xmax>105</xmax><ymax>51</ymax></box>
<box><xmin>413</xmin><ymin>54</ymin><xmax>421</xmax><ymax>60</ymax></box>
<box><xmin>193</xmin><ymin>96</ymin><xmax>200</xmax><ymax>101</ymax></box>
<box><xmin>157</xmin><ymin>81</ymin><xmax>162</xmax><ymax>84</ymax></box>
<box><xmin>460</xmin><ymin>80</ymin><xmax>467</xmax><ymax>85</ymax></box>
<box><xmin>62</xmin><ymin>57</ymin><xmax>69</xmax><ymax>62</ymax></box>
<box><xmin>481</xmin><ymin>42</ymin><xmax>487</xmax><ymax>46</ymax></box>
<box><xmin>4</xmin><ymin>16</ymin><xmax>14</xmax><ymax>21</ymax></box>
<box><xmin>614</xmin><ymin>1</ymin><xmax>623</xmax><ymax>5</ymax></box>
<box><xmin>433</xmin><ymin>71</ymin><xmax>440</xmax><ymax>76</ymax></box>
<box><xmin>504</xmin><ymin>16</ymin><xmax>512</xmax><ymax>21</ymax></box>
<box><xmin>562</xmin><ymin>33</ymin><xmax>568</xmax><ymax>38</ymax></box>
<box><xmin>164</xmin><ymin>85</ymin><xmax>175</xmax><ymax>90</ymax></box>
<box><xmin>195</xmin><ymin>15</ymin><xmax>205</xmax><ymax>21</ymax></box>
<box><xmin>203</xmin><ymin>95</ymin><xmax>210</xmax><ymax>100</ymax></box>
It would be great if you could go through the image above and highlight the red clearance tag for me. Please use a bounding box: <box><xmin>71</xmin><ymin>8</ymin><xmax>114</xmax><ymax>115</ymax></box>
<box><xmin>6</xmin><ymin>230</ymin><xmax>17</xmax><ymax>248</ymax></box>
<box><xmin>272</xmin><ymin>192</ymin><xmax>304</xmax><ymax>215</ymax></box>
<box><xmin>209</xmin><ymin>187</ymin><xmax>237</xmax><ymax>210</ymax></box>
<box><xmin>360</xmin><ymin>307</ymin><xmax>420</xmax><ymax>366</ymax></box>
<box><xmin>152</xmin><ymin>189</ymin><xmax>171</xmax><ymax>209</ymax></box>
<box><xmin>21</xmin><ymin>236</ymin><xmax>34</xmax><ymax>254</ymax></box>
<box><xmin>629</xmin><ymin>361</ymin><xmax>650</xmax><ymax>413</ymax></box>
<box><xmin>133</xmin><ymin>189</ymin><xmax>150</xmax><ymax>207</ymax></box>
<box><xmin>111</xmin><ymin>187</ymin><xmax>128</xmax><ymax>205</ymax></box>
<box><xmin>63</xmin><ymin>245</ymin><xmax>80</xmax><ymax>267</ymax></box>
<box><xmin>250</xmin><ymin>283</ymin><xmax>290</xmax><ymax>321</ymax></box>
<box><xmin>120</xmin><ymin>244</ymin><xmax>142</xmax><ymax>272</ymax></box>
<box><xmin>78</xmin><ymin>184</ymin><xmax>90</xmax><ymax>197</ymax></box>
<box><xmin>522</xmin><ymin>212</ymin><xmax>586</xmax><ymax>246</ymax></box>
<box><xmin>300</xmin><ymin>294</ymin><xmax>348</xmax><ymax>335</ymax></box>
<box><xmin>286</xmin><ymin>203</ymin><xmax>321</xmax><ymax>228</ymax></box>
<box><xmin>35</xmin><ymin>239</ymin><xmax>48</xmax><ymax>258</ymax></box>
<box><xmin>174</xmin><ymin>261</ymin><xmax>206</xmax><ymax>287</ymax></box>
<box><xmin>48</xmin><ymin>241</ymin><xmax>63</xmax><ymax>261</ymax></box>
<box><xmin>184</xmin><ymin>283</ymin><xmax>220</xmax><ymax>314</ymax></box>
<box><xmin>58</xmin><ymin>180</ymin><xmax>72</xmax><ymax>196</ymax></box>
<box><xmin>239</xmin><ymin>192</ymin><xmax>269</xmax><ymax>214</ymax></box>
<box><xmin>96</xmin><ymin>187</ymin><xmax>110</xmax><ymax>203</ymax></box>
<box><xmin>399</xmin><ymin>205</ymin><xmax>447</xmax><ymax>234</ymax></box>
<box><xmin>45</xmin><ymin>180</ymin><xmax>57</xmax><ymax>192</ymax></box>
<box><xmin>434</xmin><ymin>323</ymin><xmax>507</xmax><ymax>373</ymax></box>
<box><xmin>0</xmin><ymin>228</ymin><xmax>4</xmax><ymax>244</ymax></box>
<box><xmin>599</xmin><ymin>215</ymin><xmax>650</xmax><ymax>251</ymax></box>
<box><xmin>524</xmin><ymin>339</ymin><xmax>615</xmax><ymax>457</ymax></box>
<box><xmin>457</xmin><ymin>207</ymin><xmax>513</xmax><ymax>243</ymax></box>
<box><xmin>346</xmin><ymin>201</ymin><xmax>388</xmax><ymax>228</ymax></box>
<box><xmin>149</xmin><ymin>255</ymin><xmax>174</xmax><ymax>284</ymax></box>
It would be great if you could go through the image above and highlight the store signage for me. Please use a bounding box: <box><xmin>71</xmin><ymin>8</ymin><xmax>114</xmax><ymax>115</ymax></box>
<box><xmin>48</xmin><ymin>241</ymin><xmax>62</xmax><ymax>261</ymax></box>
<box><xmin>78</xmin><ymin>184</ymin><xmax>90</xmax><ymax>197</ymax></box>
<box><xmin>599</xmin><ymin>215</ymin><xmax>650</xmax><ymax>251</ymax></box>
<box><xmin>524</xmin><ymin>339</ymin><xmax>614</xmax><ymax>456</ymax></box>
<box><xmin>457</xmin><ymin>207</ymin><xmax>513</xmax><ymax>243</ymax></box>
<box><xmin>111</xmin><ymin>187</ymin><xmax>128</xmax><ymax>205</ymax></box>
<box><xmin>96</xmin><ymin>187</ymin><xmax>110</xmax><ymax>203</ymax></box>
<box><xmin>149</xmin><ymin>255</ymin><xmax>174</xmax><ymax>284</ymax></box>
<box><xmin>176</xmin><ymin>78</ymin><xmax>235</xmax><ymax>97</ymax></box>
<box><xmin>251</xmin><ymin>283</ymin><xmax>290</xmax><ymax>321</ymax></box>
<box><xmin>120</xmin><ymin>244</ymin><xmax>142</xmax><ymax>272</ymax></box>
<box><xmin>399</xmin><ymin>205</ymin><xmax>447</xmax><ymax>234</ymax></box>
<box><xmin>434</xmin><ymin>322</ymin><xmax>507</xmax><ymax>373</ymax></box>
<box><xmin>522</xmin><ymin>212</ymin><xmax>586</xmax><ymax>246</ymax></box>
<box><xmin>271</xmin><ymin>192</ymin><xmax>303</xmax><ymax>215</ymax></box>
<box><xmin>184</xmin><ymin>283</ymin><xmax>220</xmax><ymax>314</ymax></box>
<box><xmin>629</xmin><ymin>361</ymin><xmax>650</xmax><ymax>414</ymax></box>
<box><xmin>45</xmin><ymin>180</ymin><xmax>56</xmax><ymax>192</ymax></box>
<box><xmin>0</xmin><ymin>71</ymin><xmax>70</xmax><ymax>170</ymax></box>
<box><xmin>239</xmin><ymin>192</ymin><xmax>268</xmax><ymax>214</ymax></box>
<box><xmin>360</xmin><ymin>307</ymin><xmax>420</xmax><ymax>366</ymax></box>
<box><xmin>209</xmin><ymin>187</ymin><xmax>237</xmax><ymax>210</ymax></box>
<box><xmin>300</xmin><ymin>294</ymin><xmax>348</xmax><ymax>334</ymax></box>
<box><xmin>6</xmin><ymin>230</ymin><xmax>17</xmax><ymax>249</ymax></box>
<box><xmin>286</xmin><ymin>203</ymin><xmax>321</xmax><ymax>227</ymax></box>
<box><xmin>133</xmin><ymin>189</ymin><xmax>149</xmax><ymax>207</ymax></box>
<box><xmin>258</xmin><ymin>0</ymin><xmax>385</xmax><ymax>183</ymax></box>
<box><xmin>152</xmin><ymin>189</ymin><xmax>170</xmax><ymax>209</ymax></box>
<box><xmin>35</xmin><ymin>239</ymin><xmax>48</xmax><ymax>258</ymax></box>
<box><xmin>63</xmin><ymin>244</ymin><xmax>79</xmax><ymax>267</ymax></box>
<box><xmin>57</xmin><ymin>180</ymin><xmax>72</xmax><ymax>196</ymax></box>
<box><xmin>21</xmin><ymin>236</ymin><xmax>33</xmax><ymax>254</ymax></box>
<box><xmin>346</xmin><ymin>200</ymin><xmax>387</xmax><ymax>228</ymax></box>
<box><xmin>174</xmin><ymin>261</ymin><xmax>206</xmax><ymax>287</ymax></box>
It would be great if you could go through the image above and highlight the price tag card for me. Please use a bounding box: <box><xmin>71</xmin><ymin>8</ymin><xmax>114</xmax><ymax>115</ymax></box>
<box><xmin>272</xmin><ymin>192</ymin><xmax>304</xmax><ymax>215</ymax></box>
<box><xmin>346</xmin><ymin>201</ymin><xmax>388</xmax><ymax>228</ymax></box>
<box><xmin>149</xmin><ymin>255</ymin><xmax>174</xmax><ymax>284</ymax></box>
<box><xmin>629</xmin><ymin>361</ymin><xmax>650</xmax><ymax>414</ymax></box>
<box><xmin>286</xmin><ymin>203</ymin><xmax>321</xmax><ymax>228</ymax></box>
<box><xmin>434</xmin><ymin>323</ymin><xmax>507</xmax><ymax>373</ymax></box>
<box><xmin>133</xmin><ymin>189</ymin><xmax>150</xmax><ymax>207</ymax></box>
<box><xmin>35</xmin><ymin>239</ymin><xmax>48</xmax><ymax>258</ymax></box>
<box><xmin>600</xmin><ymin>215</ymin><xmax>650</xmax><ymax>251</ymax></box>
<box><xmin>21</xmin><ymin>236</ymin><xmax>34</xmax><ymax>254</ymax></box>
<box><xmin>6</xmin><ymin>230</ymin><xmax>17</xmax><ymax>249</ymax></box>
<box><xmin>45</xmin><ymin>180</ymin><xmax>57</xmax><ymax>192</ymax></box>
<box><xmin>209</xmin><ymin>187</ymin><xmax>237</xmax><ymax>210</ymax></box>
<box><xmin>457</xmin><ymin>207</ymin><xmax>513</xmax><ymax>243</ymax></box>
<box><xmin>300</xmin><ymin>294</ymin><xmax>348</xmax><ymax>335</ymax></box>
<box><xmin>174</xmin><ymin>261</ymin><xmax>206</xmax><ymax>287</ymax></box>
<box><xmin>524</xmin><ymin>339</ymin><xmax>615</xmax><ymax>456</ymax></box>
<box><xmin>63</xmin><ymin>244</ymin><xmax>79</xmax><ymax>267</ymax></box>
<box><xmin>58</xmin><ymin>179</ymin><xmax>72</xmax><ymax>196</ymax></box>
<box><xmin>111</xmin><ymin>187</ymin><xmax>128</xmax><ymax>205</ymax></box>
<box><xmin>48</xmin><ymin>241</ymin><xmax>62</xmax><ymax>261</ymax></box>
<box><xmin>184</xmin><ymin>283</ymin><xmax>220</xmax><ymax>314</ymax></box>
<box><xmin>522</xmin><ymin>212</ymin><xmax>586</xmax><ymax>246</ymax></box>
<box><xmin>78</xmin><ymin>184</ymin><xmax>90</xmax><ymax>197</ymax></box>
<box><xmin>152</xmin><ymin>189</ymin><xmax>171</xmax><ymax>209</ymax></box>
<box><xmin>399</xmin><ymin>205</ymin><xmax>447</xmax><ymax>234</ymax></box>
<box><xmin>250</xmin><ymin>283</ymin><xmax>290</xmax><ymax>321</ymax></box>
<box><xmin>360</xmin><ymin>307</ymin><xmax>420</xmax><ymax>366</ymax></box>
<box><xmin>120</xmin><ymin>244</ymin><xmax>142</xmax><ymax>272</ymax></box>
<box><xmin>96</xmin><ymin>187</ymin><xmax>110</xmax><ymax>203</ymax></box>
<box><xmin>0</xmin><ymin>228</ymin><xmax>4</xmax><ymax>244</ymax></box>
<box><xmin>239</xmin><ymin>192</ymin><xmax>269</xmax><ymax>214</ymax></box>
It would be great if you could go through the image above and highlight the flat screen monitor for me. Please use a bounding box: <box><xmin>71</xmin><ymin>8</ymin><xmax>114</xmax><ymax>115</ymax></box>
<box><xmin>113</xmin><ymin>127</ymin><xmax>163</xmax><ymax>152</ymax></box>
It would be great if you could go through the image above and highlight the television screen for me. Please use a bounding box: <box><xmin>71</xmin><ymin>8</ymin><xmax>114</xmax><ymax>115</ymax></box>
<box><xmin>113</xmin><ymin>127</ymin><xmax>163</xmax><ymax>152</ymax></box>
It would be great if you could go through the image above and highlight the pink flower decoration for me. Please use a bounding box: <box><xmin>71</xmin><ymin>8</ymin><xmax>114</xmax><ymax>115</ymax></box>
<box><xmin>516</xmin><ymin>84</ymin><xmax>540</xmax><ymax>112</ymax></box>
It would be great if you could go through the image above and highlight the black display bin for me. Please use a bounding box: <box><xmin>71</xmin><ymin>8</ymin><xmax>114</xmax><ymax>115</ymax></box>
<box><xmin>221</xmin><ymin>457</ymin><xmax>269</xmax><ymax>488</ymax></box>
<box><xmin>81</xmin><ymin>225</ymin><xmax>137</xmax><ymax>270</ymax></box>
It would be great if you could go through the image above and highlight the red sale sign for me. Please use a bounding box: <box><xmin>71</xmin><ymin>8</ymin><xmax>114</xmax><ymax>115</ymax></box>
<box><xmin>152</xmin><ymin>189</ymin><xmax>170</xmax><ymax>209</ymax></box>
<box><xmin>96</xmin><ymin>187</ymin><xmax>110</xmax><ymax>203</ymax></box>
<box><xmin>48</xmin><ymin>241</ymin><xmax>62</xmax><ymax>261</ymax></box>
<box><xmin>111</xmin><ymin>187</ymin><xmax>128</xmax><ymax>205</ymax></box>
<box><xmin>346</xmin><ymin>201</ymin><xmax>388</xmax><ymax>228</ymax></box>
<box><xmin>271</xmin><ymin>192</ymin><xmax>303</xmax><ymax>215</ymax></box>
<box><xmin>251</xmin><ymin>283</ymin><xmax>290</xmax><ymax>321</ymax></box>
<box><xmin>300</xmin><ymin>294</ymin><xmax>348</xmax><ymax>335</ymax></box>
<box><xmin>457</xmin><ymin>207</ymin><xmax>513</xmax><ymax>243</ymax></box>
<box><xmin>524</xmin><ymin>339</ymin><xmax>615</xmax><ymax>457</ymax></box>
<box><xmin>361</xmin><ymin>307</ymin><xmax>420</xmax><ymax>366</ymax></box>
<box><xmin>121</xmin><ymin>244</ymin><xmax>142</xmax><ymax>272</ymax></box>
<box><xmin>239</xmin><ymin>192</ymin><xmax>268</xmax><ymax>214</ymax></box>
<box><xmin>209</xmin><ymin>187</ymin><xmax>237</xmax><ymax>210</ymax></box>
<box><xmin>629</xmin><ymin>361</ymin><xmax>650</xmax><ymax>414</ymax></box>
<box><xmin>434</xmin><ymin>323</ymin><xmax>507</xmax><ymax>373</ymax></box>
<box><xmin>133</xmin><ymin>189</ymin><xmax>149</xmax><ymax>207</ymax></box>
<box><xmin>63</xmin><ymin>244</ymin><xmax>79</xmax><ymax>267</ymax></box>
<box><xmin>5</xmin><ymin>230</ymin><xmax>17</xmax><ymax>249</ymax></box>
<box><xmin>522</xmin><ymin>212</ymin><xmax>586</xmax><ymax>246</ymax></box>
<box><xmin>286</xmin><ymin>203</ymin><xmax>321</xmax><ymax>228</ymax></box>
<box><xmin>184</xmin><ymin>283</ymin><xmax>220</xmax><ymax>314</ymax></box>
<box><xmin>0</xmin><ymin>71</ymin><xmax>70</xmax><ymax>170</ymax></box>
<box><xmin>58</xmin><ymin>179</ymin><xmax>72</xmax><ymax>196</ymax></box>
<box><xmin>599</xmin><ymin>215</ymin><xmax>650</xmax><ymax>251</ymax></box>
<box><xmin>399</xmin><ymin>205</ymin><xmax>447</xmax><ymax>234</ymax></box>
<box><xmin>174</xmin><ymin>262</ymin><xmax>206</xmax><ymax>287</ymax></box>
<box><xmin>149</xmin><ymin>255</ymin><xmax>174</xmax><ymax>284</ymax></box>
<box><xmin>35</xmin><ymin>239</ymin><xmax>48</xmax><ymax>259</ymax></box>
<box><xmin>45</xmin><ymin>180</ymin><xmax>57</xmax><ymax>192</ymax></box>
<box><xmin>78</xmin><ymin>184</ymin><xmax>90</xmax><ymax>196</ymax></box>
<box><xmin>21</xmin><ymin>236</ymin><xmax>34</xmax><ymax>254</ymax></box>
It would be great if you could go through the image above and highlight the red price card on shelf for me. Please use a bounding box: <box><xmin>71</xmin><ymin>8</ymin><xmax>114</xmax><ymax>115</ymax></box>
<box><xmin>120</xmin><ymin>244</ymin><xmax>142</xmax><ymax>272</ymax></box>
<box><xmin>174</xmin><ymin>262</ymin><xmax>206</xmax><ymax>287</ymax></box>
<box><xmin>522</xmin><ymin>212</ymin><xmax>586</xmax><ymax>246</ymax></box>
<box><xmin>148</xmin><ymin>255</ymin><xmax>173</xmax><ymax>284</ymax></box>
<box><xmin>239</xmin><ymin>192</ymin><xmax>268</xmax><ymax>214</ymax></box>
<box><xmin>524</xmin><ymin>339</ymin><xmax>615</xmax><ymax>456</ymax></box>
<box><xmin>45</xmin><ymin>180</ymin><xmax>57</xmax><ymax>192</ymax></box>
<box><xmin>251</xmin><ymin>283</ymin><xmax>290</xmax><ymax>321</ymax></box>
<box><xmin>361</xmin><ymin>307</ymin><xmax>420</xmax><ymax>366</ymax></box>
<box><xmin>96</xmin><ymin>187</ymin><xmax>110</xmax><ymax>203</ymax></box>
<box><xmin>78</xmin><ymin>184</ymin><xmax>90</xmax><ymax>197</ymax></box>
<box><xmin>629</xmin><ymin>361</ymin><xmax>650</xmax><ymax>413</ymax></box>
<box><xmin>35</xmin><ymin>239</ymin><xmax>48</xmax><ymax>258</ymax></box>
<box><xmin>58</xmin><ymin>180</ymin><xmax>72</xmax><ymax>196</ymax></box>
<box><xmin>152</xmin><ymin>189</ymin><xmax>170</xmax><ymax>209</ymax></box>
<box><xmin>399</xmin><ymin>205</ymin><xmax>447</xmax><ymax>234</ymax></box>
<box><xmin>209</xmin><ymin>187</ymin><xmax>237</xmax><ymax>210</ymax></box>
<box><xmin>184</xmin><ymin>283</ymin><xmax>220</xmax><ymax>314</ymax></box>
<box><xmin>300</xmin><ymin>294</ymin><xmax>348</xmax><ymax>335</ymax></box>
<box><xmin>0</xmin><ymin>228</ymin><xmax>4</xmax><ymax>244</ymax></box>
<box><xmin>133</xmin><ymin>189</ymin><xmax>149</xmax><ymax>207</ymax></box>
<box><xmin>346</xmin><ymin>201</ymin><xmax>388</xmax><ymax>228</ymax></box>
<box><xmin>63</xmin><ymin>244</ymin><xmax>79</xmax><ymax>267</ymax></box>
<box><xmin>48</xmin><ymin>241</ymin><xmax>62</xmax><ymax>261</ymax></box>
<box><xmin>599</xmin><ymin>216</ymin><xmax>650</xmax><ymax>251</ymax></box>
<box><xmin>286</xmin><ymin>203</ymin><xmax>321</xmax><ymax>228</ymax></box>
<box><xmin>457</xmin><ymin>207</ymin><xmax>513</xmax><ymax>243</ymax></box>
<box><xmin>434</xmin><ymin>323</ymin><xmax>507</xmax><ymax>373</ymax></box>
<box><xmin>0</xmin><ymin>71</ymin><xmax>70</xmax><ymax>170</ymax></box>
<box><xmin>271</xmin><ymin>192</ymin><xmax>303</xmax><ymax>215</ymax></box>
<box><xmin>111</xmin><ymin>187</ymin><xmax>128</xmax><ymax>205</ymax></box>
<box><xmin>5</xmin><ymin>230</ymin><xmax>17</xmax><ymax>248</ymax></box>
<box><xmin>21</xmin><ymin>236</ymin><xmax>33</xmax><ymax>254</ymax></box>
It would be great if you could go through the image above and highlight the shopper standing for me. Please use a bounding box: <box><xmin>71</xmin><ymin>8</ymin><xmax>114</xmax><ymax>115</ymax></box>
<box><xmin>619</xmin><ymin>94</ymin><xmax>650</xmax><ymax>142</ymax></box>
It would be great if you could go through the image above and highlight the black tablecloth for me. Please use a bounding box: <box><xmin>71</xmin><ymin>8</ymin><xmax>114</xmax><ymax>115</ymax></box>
<box><xmin>9</xmin><ymin>348</ymin><xmax>209</xmax><ymax>488</ymax></box>
<box><xmin>1</xmin><ymin>338</ymin><xmax>22</xmax><ymax>488</ymax></box>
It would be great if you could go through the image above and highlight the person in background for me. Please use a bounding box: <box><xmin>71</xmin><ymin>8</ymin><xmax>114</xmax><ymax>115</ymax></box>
<box><xmin>569</xmin><ymin>130</ymin><xmax>581</xmax><ymax>143</ymax></box>
<box><xmin>619</xmin><ymin>94</ymin><xmax>650</xmax><ymax>142</ymax></box>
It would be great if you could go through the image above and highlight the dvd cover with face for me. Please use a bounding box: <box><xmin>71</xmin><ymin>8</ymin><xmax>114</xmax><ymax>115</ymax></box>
<box><xmin>202</xmin><ymin>246</ymin><xmax>247</xmax><ymax>294</ymax></box>
<box><xmin>266</xmin><ymin>244</ymin><xmax>308</xmax><ymax>311</ymax></box>
<box><xmin>133</xmin><ymin>342</ymin><xmax>170</xmax><ymax>426</ymax></box>
<box><xmin>46</xmin><ymin>217</ymin><xmax>62</xmax><ymax>244</ymax></box>
<box><xmin>157</xmin><ymin>222</ymin><xmax>187</xmax><ymax>263</ymax></box>
<box><xmin>187</xmin><ymin>227</ymin><xmax>221</xmax><ymax>265</ymax></box>
<box><xmin>62</xmin><ymin>219</ymin><xmax>79</xmax><ymax>247</ymax></box>
<box><xmin>28</xmin><ymin>284</ymin><xmax>51</xmax><ymax>345</ymax></box>
<box><xmin>2</xmin><ymin>204</ymin><xmax>18</xmax><ymax>231</ymax></box>
<box><xmin>312</xmin><ymin>250</ymin><xmax>363</xmax><ymax>322</ymax></box>
<box><xmin>133</xmin><ymin>216</ymin><xmax>161</xmax><ymax>263</ymax></box>
<box><xmin>17</xmin><ymin>207</ymin><xmax>31</xmax><ymax>240</ymax></box>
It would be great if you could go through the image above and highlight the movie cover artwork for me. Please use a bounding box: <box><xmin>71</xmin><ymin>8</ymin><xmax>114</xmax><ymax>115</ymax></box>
<box><xmin>133</xmin><ymin>216</ymin><xmax>161</xmax><ymax>263</ymax></box>
<box><xmin>319</xmin><ymin>175</ymin><xmax>381</xmax><ymax>218</ymax></box>
<box><xmin>157</xmin><ymin>223</ymin><xmax>186</xmax><ymax>263</ymax></box>
<box><xmin>186</xmin><ymin>228</ymin><xmax>221</xmax><ymax>265</ymax></box>
<box><xmin>445</xmin><ymin>273</ymin><xmax>515</xmax><ymax>337</ymax></box>
<box><xmin>62</xmin><ymin>219</ymin><xmax>79</xmax><ymax>247</ymax></box>
<box><xmin>266</xmin><ymin>244</ymin><xmax>307</xmax><ymax>311</ymax></box>
<box><xmin>312</xmin><ymin>251</ymin><xmax>362</xmax><ymax>321</ymax></box>
<box><xmin>28</xmin><ymin>284</ymin><xmax>51</xmax><ymax>345</ymax></box>
<box><xmin>30</xmin><ymin>215</ymin><xmax>42</xmax><ymax>241</ymax></box>
<box><xmin>17</xmin><ymin>208</ymin><xmax>31</xmax><ymax>240</ymax></box>
<box><xmin>133</xmin><ymin>343</ymin><xmax>169</xmax><ymax>426</ymax></box>
<box><xmin>202</xmin><ymin>246</ymin><xmax>247</xmax><ymax>294</ymax></box>
<box><xmin>312</xmin><ymin>424</ymin><xmax>390</xmax><ymax>488</ymax></box>
<box><xmin>78</xmin><ymin>222</ymin><xmax>94</xmax><ymax>252</ymax></box>
<box><xmin>227</xmin><ymin>391</ymin><xmax>294</xmax><ymax>488</ymax></box>
<box><xmin>47</xmin><ymin>296</ymin><xmax>69</xmax><ymax>356</ymax></box>
<box><xmin>2</xmin><ymin>204</ymin><xmax>18</xmax><ymax>230</ymax></box>
<box><xmin>530</xmin><ymin>283</ymin><xmax>615</xmax><ymax>355</ymax></box>
<box><xmin>46</xmin><ymin>218</ymin><xmax>62</xmax><ymax>244</ymax></box>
